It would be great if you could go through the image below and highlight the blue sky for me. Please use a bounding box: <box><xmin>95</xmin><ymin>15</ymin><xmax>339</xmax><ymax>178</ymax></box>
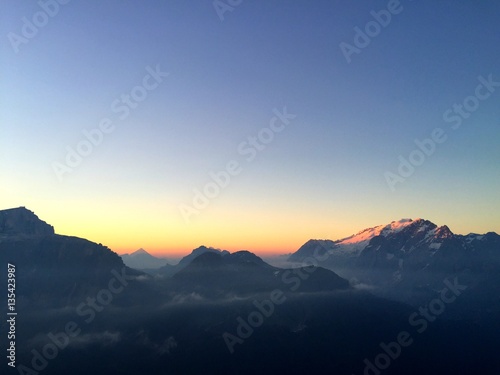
<box><xmin>2</xmin><ymin>1</ymin><xmax>499</xmax><ymax>255</ymax></box>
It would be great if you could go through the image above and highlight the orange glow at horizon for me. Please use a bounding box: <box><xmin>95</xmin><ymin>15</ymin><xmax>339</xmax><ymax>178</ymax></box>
<box><xmin>4</xmin><ymin>193</ymin><xmax>499</xmax><ymax>260</ymax></box>
<box><xmin>29</xmin><ymin>200</ymin><xmax>345</xmax><ymax>258</ymax></box>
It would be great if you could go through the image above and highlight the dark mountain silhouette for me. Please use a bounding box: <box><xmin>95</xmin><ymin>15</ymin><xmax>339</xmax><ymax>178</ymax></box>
<box><xmin>176</xmin><ymin>245</ymin><xmax>229</xmax><ymax>268</ymax></box>
<box><xmin>169</xmin><ymin>250</ymin><xmax>349</xmax><ymax>297</ymax></box>
<box><xmin>152</xmin><ymin>245</ymin><xmax>228</xmax><ymax>277</ymax></box>
<box><xmin>0</xmin><ymin>207</ymin><xmax>147</xmax><ymax>309</ymax></box>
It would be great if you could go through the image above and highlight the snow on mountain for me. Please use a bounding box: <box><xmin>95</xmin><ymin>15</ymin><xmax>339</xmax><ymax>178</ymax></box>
<box><xmin>333</xmin><ymin>218</ymin><xmax>420</xmax><ymax>255</ymax></box>
<box><xmin>290</xmin><ymin>218</ymin><xmax>434</xmax><ymax>263</ymax></box>
<box><xmin>289</xmin><ymin>218</ymin><xmax>500</xmax><ymax>307</ymax></box>
<box><xmin>289</xmin><ymin>218</ymin><xmax>500</xmax><ymax>277</ymax></box>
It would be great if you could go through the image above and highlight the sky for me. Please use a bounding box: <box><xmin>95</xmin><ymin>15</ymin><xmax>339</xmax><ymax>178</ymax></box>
<box><xmin>2</xmin><ymin>1</ymin><xmax>499</xmax><ymax>257</ymax></box>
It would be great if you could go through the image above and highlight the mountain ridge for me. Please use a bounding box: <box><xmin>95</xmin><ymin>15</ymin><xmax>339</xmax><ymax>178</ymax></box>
<box><xmin>288</xmin><ymin>217</ymin><xmax>500</xmax><ymax>310</ymax></box>
<box><xmin>290</xmin><ymin>218</ymin><xmax>498</xmax><ymax>262</ymax></box>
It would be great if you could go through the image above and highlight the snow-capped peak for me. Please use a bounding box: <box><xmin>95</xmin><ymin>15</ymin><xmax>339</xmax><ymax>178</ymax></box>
<box><xmin>332</xmin><ymin>219</ymin><xmax>425</xmax><ymax>256</ymax></box>
<box><xmin>339</xmin><ymin>219</ymin><xmax>417</xmax><ymax>245</ymax></box>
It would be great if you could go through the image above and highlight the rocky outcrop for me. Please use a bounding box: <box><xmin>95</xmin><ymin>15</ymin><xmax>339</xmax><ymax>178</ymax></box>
<box><xmin>0</xmin><ymin>207</ymin><xmax>54</xmax><ymax>237</ymax></box>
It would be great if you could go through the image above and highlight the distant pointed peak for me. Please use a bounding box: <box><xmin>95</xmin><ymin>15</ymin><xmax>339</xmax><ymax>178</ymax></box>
<box><xmin>132</xmin><ymin>248</ymin><xmax>149</xmax><ymax>255</ymax></box>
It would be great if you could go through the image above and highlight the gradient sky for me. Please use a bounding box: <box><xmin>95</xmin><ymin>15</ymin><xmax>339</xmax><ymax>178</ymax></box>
<box><xmin>2</xmin><ymin>1</ymin><xmax>499</xmax><ymax>256</ymax></box>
